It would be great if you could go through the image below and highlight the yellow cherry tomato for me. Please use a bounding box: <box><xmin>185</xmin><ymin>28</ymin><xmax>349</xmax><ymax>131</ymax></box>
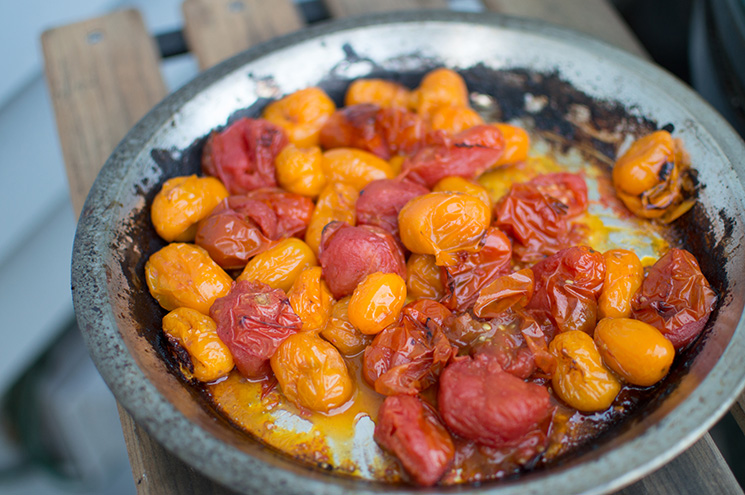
<box><xmin>344</xmin><ymin>78</ymin><xmax>412</xmax><ymax>108</ymax></box>
<box><xmin>270</xmin><ymin>332</ymin><xmax>354</xmax><ymax>413</ymax></box>
<box><xmin>288</xmin><ymin>267</ymin><xmax>335</xmax><ymax>332</ymax></box>
<box><xmin>304</xmin><ymin>182</ymin><xmax>359</xmax><ymax>255</ymax></box>
<box><xmin>162</xmin><ymin>307</ymin><xmax>234</xmax><ymax>382</ymax></box>
<box><xmin>151</xmin><ymin>175</ymin><xmax>228</xmax><ymax>242</ymax></box>
<box><xmin>406</xmin><ymin>253</ymin><xmax>445</xmax><ymax>301</ymax></box>
<box><xmin>145</xmin><ymin>243</ymin><xmax>233</xmax><ymax>315</ymax></box>
<box><xmin>262</xmin><ymin>87</ymin><xmax>335</xmax><ymax>148</ymax></box>
<box><xmin>321</xmin><ymin>296</ymin><xmax>373</xmax><ymax>355</ymax></box>
<box><xmin>348</xmin><ymin>272</ymin><xmax>407</xmax><ymax>335</ymax></box>
<box><xmin>433</xmin><ymin>176</ymin><xmax>492</xmax><ymax>212</ymax></box>
<box><xmin>598</xmin><ymin>249</ymin><xmax>644</xmax><ymax>319</ymax></box>
<box><xmin>550</xmin><ymin>330</ymin><xmax>621</xmax><ymax>412</ymax></box>
<box><xmin>594</xmin><ymin>318</ymin><xmax>675</xmax><ymax>387</ymax></box>
<box><xmin>237</xmin><ymin>238</ymin><xmax>317</xmax><ymax>292</ymax></box>
<box><xmin>398</xmin><ymin>192</ymin><xmax>490</xmax><ymax>266</ymax></box>
<box><xmin>321</xmin><ymin>148</ymin><xmax>395</xmax><ymax>191</ymax></box>
<box><xmin>275</xmin><ymin>144</ymin><xmax>326</xmax><ymax>197</ymax></box>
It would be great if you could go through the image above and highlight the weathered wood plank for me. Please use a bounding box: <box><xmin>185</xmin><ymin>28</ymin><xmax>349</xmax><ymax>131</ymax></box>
<box><xmin>182</xmin><ymin>0</ymin><xmax>304</xmax><ymax>70</ymax></box>
<box><xmin>482</xmin><ymin>0</ymin><xmax>647</xmax><ymax>58</ymax></box>
<box><xmin>42</xmin><ymin>9</ymin><xmax>167</xmax><ymax>215</ymax></box>
<box><xmin>323</xmin><ymin>0</ymin><xmax>448</xmax><ymax>18</ymax></box>
<box><xmin>733</xmin><ymin>395</ymin><xmax>745</xmax><ymax>432</ymax></box>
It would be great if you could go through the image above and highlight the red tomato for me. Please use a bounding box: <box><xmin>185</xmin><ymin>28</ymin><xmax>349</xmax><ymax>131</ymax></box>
<box><xmin>438</xmin><ymin>353</ymin><xmax>553</xmax><ymax>447</ymax></box>
<box><xmin>374</xmin><ymin>395</ymin><xmax>454</xmax><ymax>486</ymax></box>
<box><xmin>440</xmin><ymin>227</ymin><xmax>512</xmax><ymax>312</ymax></box>
<box><xmin>474</xmin><ymin>268</ymin><xmax>534</xmax><ymax>318</ymax></box>
<box><xmin>356</xmin><ymin>178</ymin><xmax>429</xmax><ymax>239</ymax></box>
<box><xmin>527</xmin><ymin>246</ymin><xmax>606</xmax><ymax>336</ymax></box>
<box><xmin>401</xmin><ymin>125</ymin><xmax>505</xmax><ymax>188</ymax></box>
<box><xmin>631</xmin><ymin>248</ymin><xmax>717</xmax><ymax>349</ymax></box>
<box><xmin>363</xmin><ymin>300</ymin><xmax>455</xmax><ymax>396</ymax></box>
<box><xmin>529</xmin><ymin>172</ymin><xmax>588</xmax><ymax>217</ymax></box>
<box><xmin>319</xmin><ymin>222</ymin><xmax>407</xmax><ymax>299</ymax></box>
<box><xmin>243</xmin><ymin>188</ymin><xmax>314</xmax><ymax>239</ymax></box>
<box><xmin>319</xmin><ymin>104</ymin><xmax>426</xmax><ymax>159</ymax></box>
<box><xmin>210</xmin><ymin>280</ymin><xmax>301</xmax><ymax>379</ymax></box>
<box><xmin>202</xmin><ymin>118</ymin><xmax>288</xmax><ymax>194</ymax></box>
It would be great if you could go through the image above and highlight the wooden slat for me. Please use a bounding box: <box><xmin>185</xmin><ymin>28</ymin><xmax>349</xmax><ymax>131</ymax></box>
<box><xmin>323</xmin><ymin>0</ymin><xmax>448</xmax><ymax>18</ymax></box>
<box><xmin>42</xmin><ymin>9</ymin><xmax>167</xmax><ymax>215</ymax></box>
<box><xmin>182</xmin><ymin>0</ymin><xmax>304</xmax><ymax>70</ymax></box>
<box><xmin>482</xmin><ymin>0</ymin><xmax>647</xmax><ymax>58</ymax></box>
<box><xmin>733</xmin><ymin>397</ymin><xmax>745</xmax><ymax>432</ymax></box>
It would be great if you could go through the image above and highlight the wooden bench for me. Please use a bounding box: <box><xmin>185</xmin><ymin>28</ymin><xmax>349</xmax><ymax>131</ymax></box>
<box><xmin>41</xmin><ymin>0</ymin><xmax>745</xmax><ymax>493</ymax></box>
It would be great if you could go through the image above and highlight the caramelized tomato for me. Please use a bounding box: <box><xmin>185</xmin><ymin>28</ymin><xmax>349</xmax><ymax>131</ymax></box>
<box><xmin>432</xmin><ymin>176</ymin><xmax>491</xmax><ymax>211</ymax></box>
<box><xmin>348</xmin><ymin>272</ymin><xmax>407</xmax><ymax>335</ymax></box>
<box><xmin>356</xmin><ymin>178</ymin><xmax>429</xmax><ymax>239</ymax></box>
<box><xmin>320</xmin><ymin>296</ymin><xmax>373</xmax><ymax>355</ymax></box>
<box><xmin>406</xmin><ymin>253</ymin><xmax>446</xmax><ymax>301</ymax></box>
<box><xmin>287</xmin><ymin>267</ymin><xmax>335</xmax><ymax>332</ymax></box>
<box><xmin>598</xmin><ymin>249</ymin><xmax>644</xmax><ymax>319</ymax></box>
<box><xmin>474</xmin><ymin>269</ymin><xmax>535</xmax><ymax>318</ymax></box>
<box><xmin>261</xmin><ymin>87</ymin><xmax>336</xmax><ymax>148</ymax></box>
<box><xmin>237</xmin><ymin>238</ymin><xmax>317</xmax><ymax>293</ymax></box>
<box><xmin>304</xmin><ymin>182</ymin><xmax>359</xmax><ymax>255</ymax></box>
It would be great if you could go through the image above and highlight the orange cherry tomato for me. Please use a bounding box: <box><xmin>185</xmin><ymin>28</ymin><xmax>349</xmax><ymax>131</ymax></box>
<box><xmin>151</xmin><ymin>175</ymin><xmax>228</xmax><ymax>242</ymax></box>
<box><xmin>322</xmin><ymin>148</ymin><xmax>395</xmax><ymax>191</ymax></box>
<box><xmin>413</xmin><ymin>68</ymin><xmax>469</xmax><ymax>116</ymax></box>
<box><xmin>262</xmin><ymin>87</ymin><xmax>336</xmax><ymax>148</ymax></box>
<box><xmin>237</xmin><ymin>238</ymin><xmax>317</xmax><ymax>292</ymax></box>
<box><xmin>345</xmin><ymin>78</ymin><xmax>412</xmax><ymax>108</ymax></box>
<box><xmin>288</xmin><ymin>267</ymin><xmax>335</xmax><ymax>332</ymax></box>
<box><xmin>162</xmin><ymin>307</ymin><xmax>234</xmax><ymax>382</ymax></box>
<box><xmin>304</xmin><ymin>182</ymin><xmax>359</xmax><ymax>256</ymax></box>
<box><xmin>270</xmin><ymin>332</ymin><xmax>354</xmax><ymax>413</ymax></box>
<box><xmin>398</xmin><ymin>192</ymin><xmax>491</xmax><ymax>266</ymax></box>
<box><xmin>348</xmin><ymin>272</ymin><xmax>407</xmax><ymax>335</ymax></box>
<box><xmin>320</xmin><ymin>296</ymin><xmax>373</xmax><ymax>355</ymax></box>
<box><xmin>145</xmin><ymin>243</ymin><xmax>233</xmax><ymax>315</ymax></box>
<box><xmin>598</xmin><ymin>249</ymin><xmax>644</xmax><ymax>319</ymax></box>
<box><xmin>594</xmin><ymin>318</ymin><xmax>675</xmax><ymax>387</ymax></box>
<box><xmin>274</xmin><ymin>144</ymin><xmax>326</xmax><ymax>197</ymax></box>
<box><xmin>406</xmin><ymin>253</ymin><xmax>445</xmax><ymax>301</ymax></box>
<box><xmin>432</xmin><ymin>175</ymin><xmax>491</xmax><ymax>213</ymax></box>
<box><xmin>427</xmin><ymin>105</ymin><xmax>483</xmax><ymax>134</ymax></box>
<box><xmin>492</xmin><ymin>123</ymin><xmax>530</xmax><ymax>166</ymax></box>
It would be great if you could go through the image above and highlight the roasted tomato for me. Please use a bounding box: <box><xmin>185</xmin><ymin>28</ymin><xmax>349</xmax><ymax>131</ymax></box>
<box><xmin>202</xmin><ymin>118</ymin><xmax>288</xmax><ymax>194</ymax></box>
<box><xmin>631</xmin><ymin>248</ymin><xmax>716</xmax><ymax>349</ymax></box>
<box><xmin>320</xmin><ymin>104</ymin><xmax>427</xmax><ymax>159</ymax></box>
<box><xmin>432</xmin><ymin>176</ymin><xmax>491</xmax><ymax>212</ymax></box>
<box><xmin>274</xmin><ymin>144</ymin><xmax>326</xmax><ymax>198</ymax></box>
<box><xmin>210</xmin><ymin>280</ymin><xmax>301</xmax><ymax>379</ymax></box>
<box><xmin>495</xmin><ymin>173</ymin><xmax>588</xmax><ymax>263</ymax></box>
<box><xmin>438</xmin><ymin>353</ymin><xmax>553</xmax><ymax>447</ymax></box>
<box><xmin>363</xmin><ymin>300</ymin><xmax>455</xmax><ymax>395</ymax></box>
<box><xmin>162</xmin><ymin>307</ymin><xmax>234</xmax><ymax>382</ymax></box>
<box><xmin>598</xmin><ymin>249</ymin><xmax>644</xmax><ymax>319</ymax></box>
<box><xmin>345</xmin><ymin>78</ymin><xmax>412</xmax><ymax>108</ymax></box>
<box><xmin>145</xmin><ymin>243</ymin><xmax>233</xmax><ymax>315</ymax></box>
<box><xmin>270</xmin><ymin>332</ymin><xmax>354</xmax><ymax>412</ymax></box>
<box><xmin>440</xmin><ymin>227</ymin><xmax>512</xmax><ymax>312</ymax></box>
<box><xmin>612</xmin><ymin>130</ymin><xmax>693</xmax><ymax>221</ymax></box>
<box><xmin>321</xmin><ymin>296</ymin><xmax>373</xmax><ymax>355</ymax></box>
<box><xmin>321</xmin><ymin>147</ymin><xmax>395</xmax><ymax>191</ymax></box>
<box><xmin>242</xmin><ymin>188</ymin><xmax>314</xmax><ymax>238</ymax></box>
<box><xmin>374</xmin><ymin>395</ymin><xmax>454</xmax><ymax>487</ymax></box>
<box><xmin>427</xmin><ymin>105</ymin><xmax>483</xmax><ymax>134</ymax></box>
<box><xmin>398</xmin><ymin>192</ymin><xmax>491</xmax><ymax>266</ymax></box>
<box><xmin>356</xmin><ymin>178</ymin><xmax>429</xmax><ymax>239</ymax></box>
<box><xmin>401</xmin><ymin>125</ymin><xmax>505</xmax><ymax>188</ymax></box>
<box><xmin>261</xmin><ymin>87</ymin><xmax>336</xmax><ymax>148</ymax></box>
<box><xmin>406</xmin><ymin>253</ymin><xmax>446</xmax><ymax>301</ymax></box>
<box><xmin>318</xmin><ymin>222</ymin><xmax>406</xmax><ymax>299</ymax></box>
<box><xmin>474</xmin><ymin>269</ymin><xmax>535</xmax><ymax>318</ymax></box>
<box><xmin>492</xmin><ymin>123</ymin><xmax>530</xmax><ymax>166</ymax></box>
<box><xmin>348</xmin><ymin>272</ymin><xmax>407</xmax><ymax>335</ymax></box>
<box><xmin>151</xmin><ymin>175</ymin><xmax>228</xmax><ymax>242</ymax></box>
<box><xmin>287</xmin><ymin>267</ymin><xmax>335</xmax><ymax>332</ymax></box>
<box><xmin>237</xmin><ymin>238</ymin><xmax>317</xmax><ymax>293</ymax></box>
<box><xmin>304</xmin><ymin>182</ymin><xmax>359</xmax><ymax>255</ymax></box>
<box><xmin>527</xmin><ymin>246</ymin><xmax>606</xmax><ymax>336</ymax></box>
<box><xmin>412</xmin><ymin>68</ymin><xmax>469</xmax><ymax>117</ymax></box>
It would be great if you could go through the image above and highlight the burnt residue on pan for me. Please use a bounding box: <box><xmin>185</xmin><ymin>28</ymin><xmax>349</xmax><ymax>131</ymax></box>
<box><xmin>119</xmin><ymin>64</ymin><xmax>729</xmax><ymax>480</ymax></box>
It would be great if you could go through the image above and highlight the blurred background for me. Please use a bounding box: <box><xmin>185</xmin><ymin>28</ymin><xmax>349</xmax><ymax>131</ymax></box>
<box><xmin>0</xmin><ymin>0</ymin><xmax>743</xmax><ymax>493</ymax></box>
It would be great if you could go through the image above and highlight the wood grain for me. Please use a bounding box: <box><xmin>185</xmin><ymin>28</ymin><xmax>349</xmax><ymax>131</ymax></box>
<box><xmin>323</xmin><ymin>0</ymin><xmax>448</xmax><ymax>18</ymax></box>
<box><xmin>182</xmin><ymin>0</ymin><xmax>304</xmax><ymax>70</ymax></box>
<box><xmin>42</xmin><ymin>9</ymin><xmax>167</xmax><ymax>215</ymax></box>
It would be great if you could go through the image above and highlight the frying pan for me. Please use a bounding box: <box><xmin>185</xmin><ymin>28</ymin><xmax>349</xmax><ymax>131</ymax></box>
<box><xmin>71</xmin><ymin>10</ymin><xmax>745</xmax><ymax>494</ymax></box>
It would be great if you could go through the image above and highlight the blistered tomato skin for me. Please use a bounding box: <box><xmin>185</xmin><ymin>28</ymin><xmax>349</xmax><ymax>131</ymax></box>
<box><xmin>237</xmin><ymin>238</ymin><xmax>317</xmax><ymax>293</ymax></box>
<box><xmin>433</xmin><ymin>176</ymin><xmax>491</xmax><ymax>212</ymax></box>
<box><xmin>321</xmin><ymin>296</ymin><xmax>373</xmax><ymax>355</ymax></box>
<box><xmin>151</xmin><ymin>175</ymin><xmax>229</xmax><ymax>242</ymax></box>
<box><xmin>474</xmin><ymin>269</ymin><xmax>535</xmax><ymax>318</ymax></box>
<box><xmin>492</xmin><ymin>123</ymin><xmax>530</xmax><ymax>166</ymax></box>
<box><xmin>406</xmin><ymin>254</ymin><xmax>445</xmax><ymax>301</ymax></box>
<box><xmin>274</xmin><ymin>144</ymin><xmax>326</xmax><ymax>197</ymax></box>
<box><xmin>594</xmin><ymin>318</ymin><xmax>675</xmax><ymax>387</ymax></box>
<box><xmin>356</xmin><ymin>179</ymin><xmax>430</xmax><ymax>239</ymax></box>
<box><xmin>162</xmin><ymin>307</ymin><xmax>234</xmax><ymax>382</ymax></box>
<box><xmin>319</xmin><ymin>222</ymin><xmax>406</xmax><ymax>299</ymax></box>
<box><xmin>145</xmin><ymin>243</ymin><xmax>233</xmax><ymax>315</ymax></box>
<box><xmin>598</xmin><ymin>249</ymin><xmax>644</xmax><ymax>319</ymax></box>
<box><xmin>321</xmin><ymin>148</ymin><xmax>395</xmax><ymax>190</ymax></box>
<box><xmin>348</xmin><ymin>272</ymin><xmax>407</xmax><ymax>335</ymax></box>
<box><xmin>270</xmin><ymin>332</ymin><xmax>354</xmax><ymax>413</ymax></box>
<box><xmin>374</xmin><ymin>395</ymin><xmax>455</xmax><ymax>487</ymax></box>
<box><xmin>304</xmin><ymin>182</ymin><xmax>359</xmax><ymax>255</ymax></box>
<box><xmin>398</xmin><ymin>192</ymin><xmax>491</xmax><ymax>266</ymax></box>
<box><xmin>413</xmin><ymin>68</ymin><xmax>469</xmax><ymax>116</ymax></box>
<box><xmin>288</xmin><ymin>267</ymin><xmax>335</xmax><ymax>332</ymax></box>
<box><xmin>202</xmin><ymin>118</ymin><xmax>288</xmax><ymax>194</ymax></box>
<box><xmin>261</xmin><ymin>87</ymin><xmax>336</xmax><ymax>148</ymax></box>
<box><xmin>438</xmin><ymin>353</ymin><xmax>553</xmax><ymax>447</ymax></box>
<box><xmin>210</xmin><ymin>280</ymin><xmax>301</xmax><ymax>379</ymax></box>
<box><xmin>631</xmin><ymin>248</ymin><xmax>717</xmax><ymax>349</ymax></box>
<box><xmin>345</xmin><ymin>78</ymin><xmax>412</xmax><ymax>108</ymax></box>
<box><xmin>550</xmin><ymin>330</ymin><xmax>621</xmax><ymax>412</ymax></box>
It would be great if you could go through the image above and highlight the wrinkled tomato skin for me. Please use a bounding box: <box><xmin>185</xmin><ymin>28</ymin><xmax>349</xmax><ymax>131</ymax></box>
<box><xmin>474</xmin><ymin>269</ymin><xmax>535</xmax><ymax>318</ymax></box>
<box><xmin>527</xmin><ymin>246</ymin><xmax>606</xmax><ymax>336</ymax></box>
<box><xmin>210</xmin><ymin>280</ymin><xmax>302</xmax><ymax>379</ymax></box>
<box><xmin>202</xmin><ymin>118</ymin><xmax>288</xmax><ymax>194</ymax></box>
<box><xmin>374</xmin><ymin>395</ymin><xmax>454</xmax><ymax>487</ymax></box>
<box><xmin>470</xmin><ymin>312</ymin><xmax>537</xmax><ymax>380</ymax></box>
<box><xmin>438</xmin><ymin>354</ymin><xmax>553</xmax><ymax>447</ymax></box>
<box><xmin>402</xmin><ymin>125</ymin><xmax>505</xmax><ymax>188</ymax></box>
<box><xmin>631</xmin><ymin>248</ymin><xmax>717</xmax><ymax>349</ymax></box>
<box><xmin>363</xmin><ymin>300</ymin><xmax>454</xmax><ymax>396</ymax></box>
<box><xmin>243</xmin><ymin>188</ymin><xmax>314</xmax><ymax>239</ymax></box>
<box><xmin>440</xmin><ymin>227</ymin><xmax>512</xmax><ymax>312</ymax></box>
<box><xmin>319</xmin><ymin>222</ymin><xmax>406</xmax><ymax>299</ymax></box>
<box><xmin>356</xmin><ymin>179</ymin><xmax>429</xmax><ymax>239</ymax></box>
<box><xmin>529</xmin><ymin>173</ymin><xmax>588</xmax><ymax>217</ymax></box>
